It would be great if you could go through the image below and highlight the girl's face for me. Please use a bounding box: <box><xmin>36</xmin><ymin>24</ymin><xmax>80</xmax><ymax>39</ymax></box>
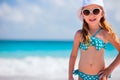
<box><xmin>81</xmin><ymin>5</ymin><xmax>104</xmax><ymax>25</ymax></box>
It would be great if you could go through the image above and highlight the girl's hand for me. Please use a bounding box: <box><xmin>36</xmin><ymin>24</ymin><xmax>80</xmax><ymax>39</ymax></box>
<box><xmin>98</xmin><ymin>67</ymin><xmax>112</xmax><ymax>80</ymax></box>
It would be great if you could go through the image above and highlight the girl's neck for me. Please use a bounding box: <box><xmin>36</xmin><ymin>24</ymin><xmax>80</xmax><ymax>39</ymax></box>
<box><xmin>88</xmin><ymin>24</ymin><xmax>101</xmax><ymax>35</ymax></box>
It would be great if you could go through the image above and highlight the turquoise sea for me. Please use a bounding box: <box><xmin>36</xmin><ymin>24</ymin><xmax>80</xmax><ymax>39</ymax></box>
<box><xmin>0</xmin><ymin>40</ymin><xmax>119</xmax><ymax>80</ymax></box>
<box><xmin>0</xmin><ymin>40</ymin><xmax>118</xmax><ymax>58</ymax></box>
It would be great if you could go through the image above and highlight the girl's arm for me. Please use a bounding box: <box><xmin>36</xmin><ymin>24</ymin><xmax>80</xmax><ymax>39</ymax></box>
<box><xmin>68</xmin><ymin>30</ymin><xmax>81</xmax><ymax>80</ymax></box>
<box><xmin>100</xmin><ymin>31</ymin><xmax>120</xmax><ymax>78</ymax></box>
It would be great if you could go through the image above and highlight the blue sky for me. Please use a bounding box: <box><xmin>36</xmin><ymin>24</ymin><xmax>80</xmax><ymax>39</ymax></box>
<box><xmin>0</xmin><ymin>0</ymin><xmax>120</xmax><ymax>40</ymax></box>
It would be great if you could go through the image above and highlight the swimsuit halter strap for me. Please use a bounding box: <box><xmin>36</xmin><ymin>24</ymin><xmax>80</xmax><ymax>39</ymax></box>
<box><xmin>92</xmin><ymin>28</ymin><xmax>102</xmax><ymax>37</ymax></box>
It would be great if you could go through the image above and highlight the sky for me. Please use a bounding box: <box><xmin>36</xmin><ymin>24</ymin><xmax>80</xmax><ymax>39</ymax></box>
<box><xmin>0</xmin><ymin>0</ymin><xmax>120</xmax><ymax>40</ymax></box>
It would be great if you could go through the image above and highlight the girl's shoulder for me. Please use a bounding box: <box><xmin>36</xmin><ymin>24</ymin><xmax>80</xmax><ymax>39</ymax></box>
<box><xmin>75</xmin><ymin>29</ymin><xmax>83</xmax><ymax>37</ymax></box>
<box><xmin>102</xmin><ymin>29</ymin><xmax>120</xmax><ymax>51</ymax></box>
<box><xmin>76</xmin><ymin>29</ymin><xmax>82</xmax><ymax>34</ymax></box>
<box><xmin>74</xmin><ymin>29</ymin><xmax>83</xmax><ymax>42</ymax></box>
<box><xmin>101</xmin><ymin>29</ymin><xmax>116</xmax><ymax>41</ymax></box>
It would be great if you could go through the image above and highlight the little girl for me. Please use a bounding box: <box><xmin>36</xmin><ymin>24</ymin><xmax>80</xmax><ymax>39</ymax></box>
<box><xmin>68</xmin><ymin>0</ymin><xmax>120</xmax><ymax>80</ymax></box>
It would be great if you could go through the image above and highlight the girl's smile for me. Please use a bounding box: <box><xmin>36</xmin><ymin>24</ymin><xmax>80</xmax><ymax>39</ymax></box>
<box><xmin>89</xmin><ymin>18</ymin><xmax>96</xmax><ymax>22</ymax></box>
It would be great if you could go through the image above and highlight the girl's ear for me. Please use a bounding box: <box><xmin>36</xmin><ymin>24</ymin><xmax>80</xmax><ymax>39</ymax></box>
<box><xmin>101</xmin><ymin>10</ymin><xmax>105</xmax><ymax>17</ymax></box>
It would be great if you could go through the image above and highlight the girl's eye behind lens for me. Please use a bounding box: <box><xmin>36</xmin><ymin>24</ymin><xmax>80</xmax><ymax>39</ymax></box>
<box><xmin>93</xmin><ymin>9</ymin><xmax>100</xmax><ymax>15</ymax></box>
<box><xmin>83</xmin><ymin>10</ymin><xmax>90</xmax><ymax>16</ymax></box>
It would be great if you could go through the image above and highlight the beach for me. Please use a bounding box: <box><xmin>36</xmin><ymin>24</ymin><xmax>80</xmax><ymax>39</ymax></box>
<box><xmin>0</xmin><ymin>41</ymin><xmax>119</xmax><ymax>80</ymax></box>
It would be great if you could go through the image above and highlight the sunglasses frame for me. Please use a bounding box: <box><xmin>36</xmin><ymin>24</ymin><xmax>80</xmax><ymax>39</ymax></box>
<box><xmin>82</xmin><ymin>8</ymin><xmax>102</xmax><ymax>16</ymax></box>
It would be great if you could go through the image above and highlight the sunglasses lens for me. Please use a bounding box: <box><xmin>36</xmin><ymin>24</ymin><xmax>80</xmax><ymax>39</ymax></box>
<box><xmin>93</xmin><ymin>9</ymin><xmax>100</xmax><ymax>15</ymax></box>
<box><xmin>83</xmin><ymin>10</ymin><xmax>90</xmax><ymax>16</ymax></box>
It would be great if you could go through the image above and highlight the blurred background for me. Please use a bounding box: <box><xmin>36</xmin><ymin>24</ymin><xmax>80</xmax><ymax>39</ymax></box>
<box><xmin>0</xmin><ymin>0</ymin><xmax>120</xmax><ymax>40</ymax></box>
<box><xmin>0</xmin><ymin>0</ymin><xmax>120</xmax><ymax>80</ymax></box>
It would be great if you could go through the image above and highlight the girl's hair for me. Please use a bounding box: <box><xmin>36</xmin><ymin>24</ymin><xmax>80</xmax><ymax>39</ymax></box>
<box><xmin>81</xmin><ymin>7</ymin><xmax>115</xmax><ymax>43</ymax></box>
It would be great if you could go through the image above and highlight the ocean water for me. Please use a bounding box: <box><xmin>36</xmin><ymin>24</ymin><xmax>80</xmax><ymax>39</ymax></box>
<box><xmin>0</xmin><ymin>40</ymin><xmax>118</xmax><ymax>58</ymax></box>
<box><xmin>0</xmin><ymin>40</ymin><xmax>119</xmax><ymax>80</ymax></box>
<box><xmin>0</xmin><ymin>40</ymin><xmax>73</xmax><ymax>58</ymax></box>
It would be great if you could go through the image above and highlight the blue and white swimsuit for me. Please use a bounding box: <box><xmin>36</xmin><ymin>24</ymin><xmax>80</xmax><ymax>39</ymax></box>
<box><xmin>73</xmin><ymin>69</ymin><xmax>100</xmax><ymax>80</ymax></box>
<box><xmin>73</xmin><ymin>69</ymin><xmax>111</xmax><ymax>80</ymax></box>
<box><xmin>79</xmin><ymin>28</ymin><xmax>106</xmax><ymax>51</ymax></box>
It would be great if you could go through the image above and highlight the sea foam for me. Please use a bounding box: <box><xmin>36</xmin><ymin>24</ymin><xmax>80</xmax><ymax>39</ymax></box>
<box><xmin>0</xmin><ymin>57</ymin><xmax>69</xmax><ymax>80</ymax></box>
<box><xmin>0</xmin><ymin>57</ymin><xmax>119</xmax><ymax>80</ymax></box>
